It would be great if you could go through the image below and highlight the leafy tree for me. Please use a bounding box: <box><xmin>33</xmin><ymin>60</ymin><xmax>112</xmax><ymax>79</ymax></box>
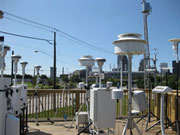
<box><xmin>61</xmin><ymin>74</ymin><xmax>69</xmax><ymax>83</ymax></box>
<box><xmin>69</xmin><ymin>75</ymin><xmax>81</xmax><ymax>83</ymax></box>
<box><xmin>24</xmin><ymin>74</ymin><xmax>33</xmax><ymax>79</ymax></box>
<box><xmin>41</xmin><ymin>74</ymin><xmax>48</xmax><ymax>79</ymax></box>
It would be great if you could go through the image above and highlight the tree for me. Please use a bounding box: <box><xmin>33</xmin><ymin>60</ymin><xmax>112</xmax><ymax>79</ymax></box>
<box><xmin>24</xmin><ymin>74</ymin><xmax>33</xmax><ymax>79</ymax></box>
<box><xmin>69</xmin><ymin>75</ymin><xmax>81</xmax><ymax>83</ymax></box>
<box><xmin>41</xmin><ymin>74</ymin><xmax>48</xmax><ymax>79</ymax></box>
<box><xmin>61</xmin><ymin>74</ymin><xmax>69</xmax><ymax>83</ymax></box>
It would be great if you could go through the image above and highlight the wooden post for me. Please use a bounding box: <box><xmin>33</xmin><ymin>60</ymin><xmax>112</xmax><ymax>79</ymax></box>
<box><xmin>75</xmin><ymin>92</ymin><xmax>80</xmax><ymax>112</ymax></box>
<box><xmin>154</xmin><ymin>93</ymin><xmax>160</xmax><ymax>118</ymax></box>
<box><xmin>171</xmin><ymin>93</ymin><xmax>176</xmax><ymax>122</ymax></box>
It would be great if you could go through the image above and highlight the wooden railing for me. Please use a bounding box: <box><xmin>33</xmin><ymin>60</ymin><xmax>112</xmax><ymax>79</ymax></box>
<box><xmin>27</xmin><ymin>89</ymin><xmax>180</xmax><ymax>122</ymax></box>
<box><xmin>28</xmin><ymin>89</ymin><xmax>86</xmax><ymax>121</ymax></box>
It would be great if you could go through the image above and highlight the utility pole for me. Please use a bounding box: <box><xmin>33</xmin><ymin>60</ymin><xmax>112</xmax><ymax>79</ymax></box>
<box><xmin>53</xmin><ymin>31</ymin><xmax>56</xmax><ymax>89</ymax></box>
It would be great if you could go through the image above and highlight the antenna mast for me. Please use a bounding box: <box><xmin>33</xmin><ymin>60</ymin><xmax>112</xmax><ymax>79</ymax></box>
<box><xmin>142</xmin><ymin>0</ymin><xmax>152</xmax><ymax>90</ymax></box>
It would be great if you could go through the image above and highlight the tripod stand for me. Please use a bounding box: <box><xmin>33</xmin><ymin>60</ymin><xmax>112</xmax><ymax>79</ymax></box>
<box><xmin>67</xmin><ymin>85</ymin><xmax>92</xmax><ymax>134</ymax></box>
<box><xmin>34</xmin><ymin>65</ymin><xmax>46</xmax><ymax>126</ymax></box>
<box><xmin>154</xmin><ymin>69</ymin><xmax>173</xmax><ymax>134</ymax></box>
<box><xmin>53</xmin><ymin>84</ymin><xmax>72</xmax><ymax>124</ymax></box>
<box><xmin>137</xmin><ymin>72</ymin><xmax>159</xmax><ymax>131</ymax></box>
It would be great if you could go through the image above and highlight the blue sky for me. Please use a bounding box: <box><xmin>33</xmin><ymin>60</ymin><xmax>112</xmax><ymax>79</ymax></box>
<box><xmin>0</xmin><ymin>0</ymin><xmax>180</xmax><ymax>76</ymax></box>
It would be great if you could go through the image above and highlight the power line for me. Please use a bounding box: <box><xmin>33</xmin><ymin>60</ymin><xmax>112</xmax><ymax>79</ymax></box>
<box><xmin>0</xmin><ymin>30</ymin><xmax>53</xmax><ymax>43</ymax></box>
<box><xmin>3</xmin><ymin>11</ymin><xmax>114</xmax><ymax>55</ymax></box>
<box><xmin>5</xmin><ymin>41</ymin><xmax>51</xmax><ymax>52</ymax></box>
<box><xmin>4</xmin><ymin>11</ymin><xmax>55</xmax><ymax>30</ymax></box>
<box><xmin>5</xmin><ymin>16</ymin><xmax>51</xmax><ymax>32</ymax></box>
<box><xmin>56</xmin><ymin>32</ymin><xmax>114</xmax><ymax>54</ymax></box>
<box><xmin>56</xmin><ymin>31</ymin><xmax>114</xmax><ymax>54</ymax></box>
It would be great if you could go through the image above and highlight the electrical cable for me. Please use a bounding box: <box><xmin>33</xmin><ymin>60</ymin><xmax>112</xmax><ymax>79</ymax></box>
<box><xmin>56</xmin><ymin>33</ymin><xmax>113</xmax><ymax>54</ymax></box>
<box><xmin>0</xmin><ymin>30</ymin><xmax>52</xmax><ymax>43</ymax></box>
<box><xmin>56</xmin><ymin>32</ymin><xmax>114</xmax><ymax>55</ymax></box>
<box><xmin>5</xmin><ymin>41</ymin><xmax>51</xmax><ymax>52</ymax></box>
<box><xmin>4</xmin><ymin>17</ymin><xmax>52</xmax><ymax>32</ymax></box>
<box><xmin>4</xmin><ymin>11</ymin><xmax>55</xmax><ymax>30</ymax></box>
<box><xmin>3</xmin><ymin>11</ymin><xmax>114</xmax><ymax>55</ymax></box>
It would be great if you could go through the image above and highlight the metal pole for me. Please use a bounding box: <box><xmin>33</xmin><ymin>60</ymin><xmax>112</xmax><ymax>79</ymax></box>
<box><xmin>176</xmin><ymin>44</ymin><xmax>179</xmax><ymax>127</ymax></box>
<box><xmin>22</xmin><ymin>71</ymin><xmax>24</xmax><ymax>85</ymax></box>
<box><xmin>33</xmin><ymin>67</ymin><xmax>35</xmax><ymax>88</ymax></box>
<box><xmin>120</xmin><ymin>60</ymin><xmax>123</xmax><ymax>116</ymax></box>
<box><xmin>99</xmin><ymin>66</ymin><xmax>102</xmax><ymax>88</ymax></box>
<box><xmin>142</xmin><ymin>0</ymin><xmax>151</xmax><ymax>92</ymax></box>
<box><xmin>120</xmin><ymin>60</ymin><xmax>123</xmax><ymax>88</ymax></box>
<box><xmin>165</xmin><ymin>71</ymin><xmax>168</xmax><ymax>125</ymax></box>
<box><xmin>53</xmin><ymin>31</ymin><xmax>56</xmax><ymax>89</ymax></box>
<box><xmin>86</xmin><ymin>66</ymin><xmax>88</xmax><ymax>84</ymax></box>
<box><xmin>153</xmin><ymin>49</ymin><xmax>157</xmax><ymax>87</ymax></box>
<box><xmin>128</xmin><ymin>54</ymin><xmax>132</xmax><ymax>130</ymax></box>
<box><xmin>11</xmin><ymin>51</ymin><xmax>14</xmax><ymax>85</ymax></box>
<box><xmin>35</xmin><ymin>70</ymin><xmax>39</xmax><ymax>126</ymax></box>
<box><xmin>160</xmin><ymin>94</ymin><xmax>165</xmax><ymax>135</ymax></box>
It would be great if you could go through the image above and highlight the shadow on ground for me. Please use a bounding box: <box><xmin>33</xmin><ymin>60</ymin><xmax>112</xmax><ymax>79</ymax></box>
<box><xmin>27</xmin><ymin>131</ymin><xmax>52</xmax><ymax>135</ymax></box>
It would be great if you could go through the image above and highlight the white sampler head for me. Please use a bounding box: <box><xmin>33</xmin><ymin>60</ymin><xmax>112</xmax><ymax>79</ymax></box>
<box><xmin>112</xmin><ymin>33</ymin><xmax>147</xmax><ymax>55</ymax></box>
<box><xmin>79</xmin><ymin>55</ymin><xmax>95</xmax><ymax>67</ymax></box>
<box><xmin>20</xmin><ymin>61</ymin><xmax>28</xmax><ymax>74</ymax></box>
<box><xmin>95</xmin><ymin>58</ymin><xmax>106</xmax><ymax>68</ymax></box>
<box><xmin>11</xmin><ymin>55</ymin><xmax>21</xmax><ymax>74</ymax></box>
<box><xmin>34</xmin><ymin>65</ymin><xmax>41</xmax><ymax>74</ymax></box>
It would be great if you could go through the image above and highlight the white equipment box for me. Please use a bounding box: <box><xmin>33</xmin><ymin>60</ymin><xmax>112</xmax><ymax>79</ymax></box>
<box><xmin>132</xmin><ymin>91</ymin><xmax>148</xmax><ymax>112</ymax></box>
<box><xmin>11</xmin><ymin>85</ymin><xmax>23</xmax><ymax>115</ymax></box>
<box><xmin>111</xmin><ymin>88</ymin><xmax>123</xmax><ymax>99</ymax></box>
<box><xmin>152</xmin><ymin>86</ymin><xmax>172</xmax><ymax>94</ymax></box>
<box><xmin>6</xmin><ymin>113</ymin><xmax>20</xmax><ymax>135</ymax></box>
<box><xmin>90</xmin><ymin>88</ymin><xmax>116</xmax><ymax>130</ymax></box>
<box><xmin>20</xmin><ymin>84</ymin><xmax>28</xmax><ymax>107</ymax></box>
<box><xmin>0</xmin><ymin>78</ymin><xmax>11</xmax><ymax>135</ymax></box>
<box><xmin>76</xmin><ymin>112</ymin><xmax>88</xmax><ymax>129</ymax></box>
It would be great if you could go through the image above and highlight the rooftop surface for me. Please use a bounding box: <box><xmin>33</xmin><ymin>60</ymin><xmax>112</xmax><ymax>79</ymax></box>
<box><xmin>27</xmin><ymin>118</ymin><xmax>177</xmax><ymax>135</ymax></box>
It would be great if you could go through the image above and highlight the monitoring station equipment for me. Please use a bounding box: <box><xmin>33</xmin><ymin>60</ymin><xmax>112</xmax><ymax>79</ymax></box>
<box><xmin>74</xmin><ymin>56</ymin><xmax>95</xmax><ymax>132</ymax></box>
<box><xmin>0</xmin><ymin>36</ymin><xmax>25</xmax><ymax>135</ymax></box>
<box><xmin>113</xmin><ymin>33</ymin><xmax>147</xmax><ymax>135</ymax></box>
<box><xmin>90</xmin><ymin>87</ymin><xmax>116</xmax><ymax>134</ymax></box>
<box><xmin>169</xmin><ymin>38</ymin><xmax>180</xmax><ymax>134</ymax></box>
<box><xmin>152</xmin><ymin>86</ymin><xmax>172</xmax><ymax>135</ymax></box>
<box><xmin>34</xmin><ymin>65</ymin><xmax>42</xmax><ymax>126</ymax></box>
<box><xmin>0</xmin><ymin>37</ymin><xmax>13</xmax><ymax>135</ymax></box>
<box><xmin>12</xmin><ymin>56</ymin><xmax>29</xmax><ymax>134</ymax></box>
<box><xmin>20</xmin><ymin>61</ymin><xmax>28</xmax><ymax>107</ymax></box>
<box><xmin>0</xmin><ymin>45</ymin><xmax>10</xmax><ymax>78</ymax></box>
<box><xmin>137</xmin><ymin>68</ymin><xmax>159</xmax><ymax>131</ymax></box>
<box><xmin>90</xmin><ymin>57</ymin><xmax>116</xmax><ymax>134</ymax></box>
<box><xmin>79</xmin><ymin>55</ymin><xmax>95</xmax><ymax>84</ymax></box>
<box><xmin>11</xmin><ymin>55</ymin><xmax>22</xmax><ymax>116</ymax></box>
<box><xmin>78</xmin><ymin>82</ymin><xmax>85</xmax><ymax>89</ymax></box>
<box><xmin>94</xmin><ymin>73</ymin><xmax>99</xmax><ymax>85</ymax></box>
<box><xmin>132</xmin><ymin>91</ymin><xmax>148</xmax><ymax>114</ymax></box>
<box><xmin>95</xmin><ymin>58</ymin><xmax>106</xmax><ymax>88</ymax></box>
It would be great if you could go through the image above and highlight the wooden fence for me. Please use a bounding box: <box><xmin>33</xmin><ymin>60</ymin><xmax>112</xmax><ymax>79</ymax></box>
<box><xmin>27</xmin><ymin>89</ymin><xmax>180</xmax><ymax>122</ymax></box>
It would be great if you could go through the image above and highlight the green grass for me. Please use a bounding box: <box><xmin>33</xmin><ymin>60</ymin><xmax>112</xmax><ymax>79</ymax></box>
<box><xmin>28</xmin><ymin>104</ymin><xmax>87</xmax><ymax>119</ymax></box>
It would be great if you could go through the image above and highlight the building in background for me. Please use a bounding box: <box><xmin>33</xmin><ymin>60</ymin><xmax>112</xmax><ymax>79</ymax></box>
<box><xmin>117</xmin><ymin>55</ymin><xmax>128</xmax><ymax>71</ymax></box>
<box><xmin>138</xmin><ymin>59</ymin><xmax>144</xmax><ymax>71</ymax></box>
<box><xmin>172</xmin><ymin>60</ymin><xmax>180</xmax><ymax>77</ymax></box>
<box><xmin>160</xmin><ymin>62</ymin><xmax>168</xmax><ymax>74</ymax></box>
